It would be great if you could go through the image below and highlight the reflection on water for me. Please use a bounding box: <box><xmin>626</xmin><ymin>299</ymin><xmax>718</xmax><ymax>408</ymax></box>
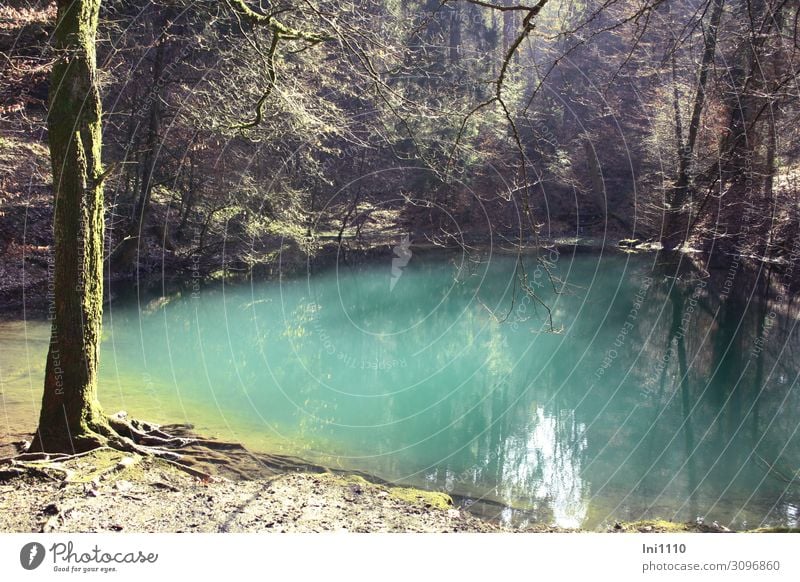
<box><xmin>1</xmin><ymin>250</ymin><xmax>799</xmax><ymax>529</ymax></box>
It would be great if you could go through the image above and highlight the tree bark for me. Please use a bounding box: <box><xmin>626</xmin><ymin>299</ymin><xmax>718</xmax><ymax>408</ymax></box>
<box><xmin>112</xmin><ymin>35</ymin><xmax>165</xmax><ymax>269</ymax></box>
<box><xmin>661</xmin><ymin>0</ymin><xmax>724</xmax><ymax>250</ymax></box>
<box><xmin>449</xmin><ymin>2</ymin><xmax>461</xmax><ymax>66</ymax></box>
<box><xmin>31</xmin><ymin>0</ymin><xmax>111</xmax><ymax>453</ymax></box>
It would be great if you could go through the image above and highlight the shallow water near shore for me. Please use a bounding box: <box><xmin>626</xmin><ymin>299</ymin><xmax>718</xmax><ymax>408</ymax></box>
<box><xmin>2</xmin><ymin>249</ymin><xmax>799</xmax><ymax>529</ymax></box>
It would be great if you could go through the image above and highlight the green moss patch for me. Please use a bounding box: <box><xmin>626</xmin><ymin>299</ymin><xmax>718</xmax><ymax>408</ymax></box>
<box><xmin>388</xmin><ymin>487</ymin><xmax>453</xmax><ymax>510</ymax></box>
<box><xmin>612</xmin><ymin>520</ymin><xmax>697</xmax><ymax>533</ymax></box>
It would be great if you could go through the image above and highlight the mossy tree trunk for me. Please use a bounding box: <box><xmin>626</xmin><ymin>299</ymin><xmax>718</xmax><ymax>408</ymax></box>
<box><xmin>31</xmin><ymin>0</ymin><xmax>111</xmax><ymax>453</ymax></box>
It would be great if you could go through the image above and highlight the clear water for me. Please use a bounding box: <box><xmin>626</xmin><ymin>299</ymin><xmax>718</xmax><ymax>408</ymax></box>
<box><xmin>2</xmin><ymin>250</ymin><xmax>799</xmax><ymax>529</ymax></box>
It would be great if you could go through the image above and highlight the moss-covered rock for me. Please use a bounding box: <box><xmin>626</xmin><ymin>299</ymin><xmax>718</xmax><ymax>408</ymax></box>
<box><xmin>610</xmin><ymin>519</ymin><xmax>702</xmax><ymax>533</ymax></box>
<box><xmin>388</xmin><ymin>487</ymin><xmax>453</xmax><ymax>510</ymax></box>
<box><xmin>315</xmin><ymin>473</ymin><xmax>453</xmax><ymax>510</ymax></box>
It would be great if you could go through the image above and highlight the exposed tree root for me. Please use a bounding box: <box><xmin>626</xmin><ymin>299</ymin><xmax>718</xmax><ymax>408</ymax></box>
<box><xmin>1</xmin><ymin>411</ymin><xmax>231</xmax><ymax>483</ymax></box>
<box><xmin>4</xmin><ymin>411</ymin><xmax>334</xmax><ymax>484</ymax></box>
<box><xmin>0</xmin><ymin>446</ymin><xmax>117</xmax><ymax>466</ymax></box>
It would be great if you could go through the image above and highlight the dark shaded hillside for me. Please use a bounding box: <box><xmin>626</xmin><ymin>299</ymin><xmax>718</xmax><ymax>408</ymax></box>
<box><xmin>2</xmin><ymin>0</ymin><xmax>800</xmax><ymax>314</ymax></box>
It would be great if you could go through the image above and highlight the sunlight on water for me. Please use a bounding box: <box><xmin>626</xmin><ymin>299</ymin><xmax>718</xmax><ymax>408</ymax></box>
<box><xmin>2</xmin><ymin>250</ymin><xmax>799</xmax><ymax>529</ymax></box>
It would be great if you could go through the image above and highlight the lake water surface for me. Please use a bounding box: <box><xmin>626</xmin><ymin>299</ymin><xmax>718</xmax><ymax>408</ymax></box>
<box><xmin>2</xmin><ymin>249</ymin><xmax>798</xmax><ymax>529</ymax></box>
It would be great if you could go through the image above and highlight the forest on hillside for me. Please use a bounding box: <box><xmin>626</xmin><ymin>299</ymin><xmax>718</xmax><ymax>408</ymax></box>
<box><xmin>2</xmin><ymin>0</ymin><xmax>799</xmax><ymax>307</ymax></box>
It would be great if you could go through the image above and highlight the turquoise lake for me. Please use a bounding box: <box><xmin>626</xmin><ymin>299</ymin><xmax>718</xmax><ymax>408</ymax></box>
<box><xmin>2</xmin><ymin>249</ymin><xmax>798</xmax><ymax>529</ymax></box>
